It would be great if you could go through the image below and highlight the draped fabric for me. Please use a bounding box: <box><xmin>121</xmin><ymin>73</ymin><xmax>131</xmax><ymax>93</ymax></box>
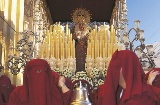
<box><xmin>145</xmin><ymin>68</ymin><xmax>160</xmax><ymax>105</ymax></box>
<box><xmin>0</xmin><ymin>75</ymin><xmax>15</xmax><ymax>105</ymax></box>
<box><xmin>7</xmin><ymin>59</ymin><xmax>72</xmax><ymax>105</ymax></box>
<box><xmin>92</xmin><ymin>84</ymin><xmax>104</xmax><ymax>105</ymax></box>
<box><xmin>145</xmin><ymin>68</ymin><xmax>160</xmax><ymax>88</ymax></box>
<box><xmin>102</xmin><ymin>50</ymin><xmax>159</xmax><ymax>105</ymax></box>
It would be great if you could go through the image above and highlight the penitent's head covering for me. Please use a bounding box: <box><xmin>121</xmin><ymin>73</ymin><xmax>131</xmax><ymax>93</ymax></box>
<box><xmin>102</xmin><ymin>50</ymin><xmax>157</xmax><ymax>105</ymax></box>
<box><xmin>23</xmin><ymin>59</ymin><xmax>54</xmax><ymax>105</ymax></box>
<box><xmin>0</xmin><ymin>75</ymin><xmax>15</xmax><ymax>104</ymax></box>
<box><xmin>145</xmin><ymin>68</ymin><xmax>160</xmax><ymax>88</ymax></box>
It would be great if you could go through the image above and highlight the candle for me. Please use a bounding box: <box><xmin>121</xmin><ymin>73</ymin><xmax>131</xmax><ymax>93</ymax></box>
<box><xmin>71</xmin><ymin>41</ymin><xmax>73</xmax><ymax>58</ymax></box>
<box><xmin>137</xmin><ymin>48</ymin><xmax>141</xmax><ymax>58</ymax></box>
<box><xmin>102</xmin><ymin>40</ymin><xmax>105</xmax><ymax>50</ymax></box>
<box><xmin>14</xmin><ymin>33</ymin><xmax>18</xmax><ymax>54</ymax></box>
<box><xmin>66</xmin><ymin>24</ymin><xmax>68</xmax><ymax>35</ymax></box>
<box><xmin>100</xmin><ymin>35</ymin><xmax>103</xmax><ymax>43</ymax></box>
<box><xmin>61</xmin><ymin>43</ymin><xmax>63</xmax><ymax>59</ymax></box>
<box><xmin>56</xmin><ymin>44</ymin><xmax>58</xmax><ymax>59</ymax></box>
<box><xmin>123</xmin><ymin>35</ymin><xmax>127</xmax><ymax>43</ymax></box>
<box><xmin>97</xmin><ymin>41</ymin><xmax>99</xmax><ymax>57</ymax></box>
<box><xmin>112</xmin><ymin>19</ymin><xmax>115</xmax><ymax>26</ymax></box>
<box><xmin>100</xmin><ymin>42</ymin><xmax>102</xmax><ymax>57</ymax></box>
<box><xmin>68</xmin><ymin>47</ymin><xmax>70</xmax><ymax>58</ymax></box>
<box><xmin>45</xmin><ymin>43</ymin><xmax>47</xmax><ymax>58</ymax></box>
<box><xmin>110</xmin><ymin>44</ymin><xmax>113</xmax><ymax>55</ymax></box>
<box><xmin>103</xmin><ymin>48</ymin><xmax>105</xmax><ymax>58</ymax></box>
<box><xmin>62</xmin><ymin>45</ymin><xmax>64</xmax><ymax>59</ymax></box>
<box><xmin>94</xmin><ymin>24</ymin><xmax>97</xmax><ymax>32</ymax></box>
<box><xmin>53</xmin><ymin>46</ymin><xmax>54</xmax><ymax>58</ymax></box>
<box><xmin>134</xmin><ymin>20</ymin><xmax>140</xmax><ymax>29</ymax></box>
<box><xmin>105</xmin><ymin>43</ymin><xmax>108</xmax><ymax>57</ymax></box>
<box><xmin>87</xmin><ymin>48</ymin><xmax>89</xmax><ymax>58</ymax></box>
<box><xmin>73</xmin><ymin>44</ymin><xmax>75</xmax><ymax>58</ymax></box>
<box><xmin>50</xmin><ymin>37</ymin><xmax>53</xmax><ymax>57</ymax></box>
<box><xmin>139</xmin><ymin>30</ymin><xmax>144</xmax><ymax>38</ymax></box>
<box><xmin>124</xmin><ymin>24</ymin><xmax>127</xmax><ymax>33</ymax></box>
<box><xmin>89</xmin><ymin>43</ymin><xmax>92</xmax><ymax>57</ymax></box>
<box><xmin>108</xmin><ymin>47</ymin><xmax>110</xmax><ymax>57</ymax></box>
<box><xmin>92</xmin><ymin>48</ymin><xmax>94</xmax><ymax>59</ymax></box>
<box><xmin>57</xmin><ymin>48</ymin><xmax>59</xmax><ymax>59</ymax></box>
<box><xmin>66</xmin><ymin>44</ymin><xmax>68</xmax><ymax>58</ymax></box>
<box><xmin>68</xmin><ymin>29</ymin><xmax>70</xmax><ymax>36</ymax></box>
<box><xmin>50</xmin><ymin>25</ymin><xmax>53</xmax><ymax>32</ymax></box>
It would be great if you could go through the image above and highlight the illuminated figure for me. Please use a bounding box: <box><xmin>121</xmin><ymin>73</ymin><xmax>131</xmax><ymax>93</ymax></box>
<box><xmin>71</xmin><ymin>8</ymin><xmax>91</xmax><ymax>72</ymax></box>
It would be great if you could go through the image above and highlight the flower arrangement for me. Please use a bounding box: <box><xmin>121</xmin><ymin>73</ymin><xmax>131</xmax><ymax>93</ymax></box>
<box><xmin>53</xmin><ymin>67</ymin><xmax>107</xmax><ymax>89</ymax></box>
<box><xmin>89</xmin><ymin>68</ymin><xmax>101</xmax><ymax>78</ymax></box>
<box><xmin>61</xmin><ymin>68</ymin><xmax>74</xmax><ymax>79</ymax></box>
<box><xmin>71</xmin><ymin>71</ymin><xmax>93</xmax><ymax>88</ymax></box>
<box><xmin>53</xmin><ymin>68</ymin><xmax>61</xmax><ymax>75</ymax></box>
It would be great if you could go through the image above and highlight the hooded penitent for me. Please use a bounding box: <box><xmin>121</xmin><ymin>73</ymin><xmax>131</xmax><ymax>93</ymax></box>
<box><xmin>23</xmin><ymin>58</ymin><xmax>54</xmax><ymax>105</ymax></box>
<box><xmin>145</xmin><ymin>68</ymin><xmax>160</xmax><ymax>104</ymax></box>
<box><xmin>102</xmin><ymin>50</ymin><xmax>158</xmax><ymax>105</ymax></box>
<box><xmin>0</xmin><ymin>75</ymin><xmax>15</xmax><ymax>105</ymax></box>
<box><xmin>8</xmin><ymin>59</ymin><xmax>72</xmax><ymax>105</ymax></box>
<box><xmin>145</xmin><ymin>68</ymin><xmax>160</xmax><ymax>88</ymax></box>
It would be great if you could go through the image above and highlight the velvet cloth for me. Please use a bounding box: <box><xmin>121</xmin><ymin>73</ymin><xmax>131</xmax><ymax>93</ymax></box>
<box><xmin>0</xmin><ymin>75</ymin><xmax>15</xmax><ymax>105</ymax></box>
<box><xmin>92</xmin><ymin>84</ymin><xmax>104</xmax><ymax>105</ymax></box>
<box><xmin>102</xmin><ymin>50</ymin><xmax>159</xmax><ymax>105</ymax></box>
<box><xmin>7</xmin><ymin>59</ymin><xmax>72</xmax><ymax>105</ymax></box>
<box><xmin>145</xmin><ymin>68</ymin><xmax>160</xmax><ymax>105</ymax></box>
<box><xmin>145</xmin><ymin>68</ymin><xmax>160</xmax><ymax>88</ymax></box>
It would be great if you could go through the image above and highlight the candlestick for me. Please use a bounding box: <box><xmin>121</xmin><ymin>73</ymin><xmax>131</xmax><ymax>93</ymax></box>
<box><xmin>105</xmin><ymin>43</ymin><xmax>108</xmax><ymax>57</ymax></box>
<box><xmin>103</xmin><ymin>48</ymin><xmax>105</xmax><ymax>58</ymax></box>
<box><xmin>100</xmin><ymin>42</ymin><xmax>102</xmax><ymax>57</ymax></box>
<box><xmin>57</xmin><ymin>48</ymin><xmax>59</xmax><ymax>59</ymax></box>
<box><xmin>68</xmin><ymin>47</ymin><xmax>70</xmax><ymax>58</ymax></box>
<box><xmin>139</xmin><ymin>30</ymin><xmax>144</xmax><ymax>38</ymax></box>
<box><xmin>61</xmin><ymin>43</ymin><xmax>63</xmax><ymax>59</ymax></box>
<box><xmin>92</xmin><ymin>48</ymin><xmax>94</xmax><ymax>59</ymax></box>
<box><xmin>50</xmin><ymin>25</ymin><xmax>53</xmax><ymax>32</ymax></box>
<box><xmin>52</xmin><ymin>46</ymin><xmax>54</xmax><ymax>58</ymax></box>
<box><xmin>134</xmin><ymin>20</ymin><xmax>140</xmax><ymax>29</ymax></box>
<box><xmin>66</xmin><ymin>24</ymin><xmax>68</xmax><ymax>35</ymax></box>
<box><xmin>97</xmin><ymin>41</ymin><xmax>99</xmax><ymax>57</ymax></box>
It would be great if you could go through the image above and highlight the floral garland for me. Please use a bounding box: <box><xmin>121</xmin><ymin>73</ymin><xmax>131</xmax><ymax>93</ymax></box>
<box><xmin>71</xmin><ymin>71</ymin><xmax>93</xmax><ymax>88</ymax></box>
<box><xmin>61</xmin><ymin>68</ymin><xmax>74</xmax><ymax>79</ymax></box>
<box><xmin>53</xmin><ymin>68</ymin><xmax>107</xmax><ymax>89</ymax></box>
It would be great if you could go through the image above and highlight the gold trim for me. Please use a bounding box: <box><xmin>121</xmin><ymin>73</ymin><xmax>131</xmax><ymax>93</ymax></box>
<box><xmin>71</xmin><ymin>7</ymin><xmax>91</xmax><ymax>24</ymax></box>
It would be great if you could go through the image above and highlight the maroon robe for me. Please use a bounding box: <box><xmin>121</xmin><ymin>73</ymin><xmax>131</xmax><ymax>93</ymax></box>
<box><xmin>92</xmin><ymin>84</ymin><xmax>104</xmax><ymax>105</ymax></box>
<box><xmin>101</xmin><ymin>50</ymin><xmax>159</xmax><ymax>105</ymax></box>
<box><xmin>0</xmin><ymin>75</ymin><xmax>15</xmax><ymax>105</ymax></box>
<box><xmin>145</xmin><ymin>68</ymin><xmax>160</xmax><ymax>88</ymax></box>
<box><xmin>7</xmin><ymin>59</ymin><xmax>72</xmax><ymax>105</ymax></box>
<box><xmin>145</xmin><ymin>68</ymin><xmax>160</xmax><ymax>105</ymax></box>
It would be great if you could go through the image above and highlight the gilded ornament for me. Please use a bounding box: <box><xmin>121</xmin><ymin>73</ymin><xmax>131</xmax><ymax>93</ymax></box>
<box><xmin>71</xmin><ymin>7</ymin><xmax>91</xmax><ymax>24</ymax></box>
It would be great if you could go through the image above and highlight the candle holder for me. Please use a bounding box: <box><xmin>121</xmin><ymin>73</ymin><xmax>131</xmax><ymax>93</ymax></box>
<box><xmin>122</xmin><ymin>20</ymin><xmax>155</xmax><ymax>69</ymax></box>
<box><xmin>112</xmin><ymin>0</ymin><xmax>128</xmax><ymax>41</ymax></box>
<box><xmin>110</xmin><ymin>0</ymin><xmax>156</xmax><ymax>69</ymax></box>
<box><xmin>7</xmin><ymin>54</ymin><xmax>24</xmax><ymax>75</ymax></box>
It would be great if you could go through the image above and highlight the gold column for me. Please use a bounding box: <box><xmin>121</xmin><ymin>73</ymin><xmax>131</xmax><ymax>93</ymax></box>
<box><xmin>3</xmin><ymin>0</ymin><xmax>12</xmax><ymax>76</ymax></box>
<box><xmin>0</xmin><ymin>32</ymin><xmax>2</xmax><ymax>65</ymax></box>
<box><xmin>19</xmin><ymin>0</ymin><xmax>24</xmax><ymax>32</ymax></box>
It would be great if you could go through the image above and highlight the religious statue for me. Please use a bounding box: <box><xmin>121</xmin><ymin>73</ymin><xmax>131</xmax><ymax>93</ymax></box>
<box><xmin>71</xmin><ymin>8</ymin><xmax>91</xmax><ymax>72</ymax></box>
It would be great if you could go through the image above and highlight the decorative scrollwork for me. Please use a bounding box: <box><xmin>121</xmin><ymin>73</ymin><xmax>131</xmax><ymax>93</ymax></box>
<box><xmin>0</xmin><ymin>63</ymin><xmax>4</xmax><ymax>73</ymax></box>
<box><xmin>7</xmin><ymin>30</ymin><xmax>41</xmax><ymax>75</ymax></box>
